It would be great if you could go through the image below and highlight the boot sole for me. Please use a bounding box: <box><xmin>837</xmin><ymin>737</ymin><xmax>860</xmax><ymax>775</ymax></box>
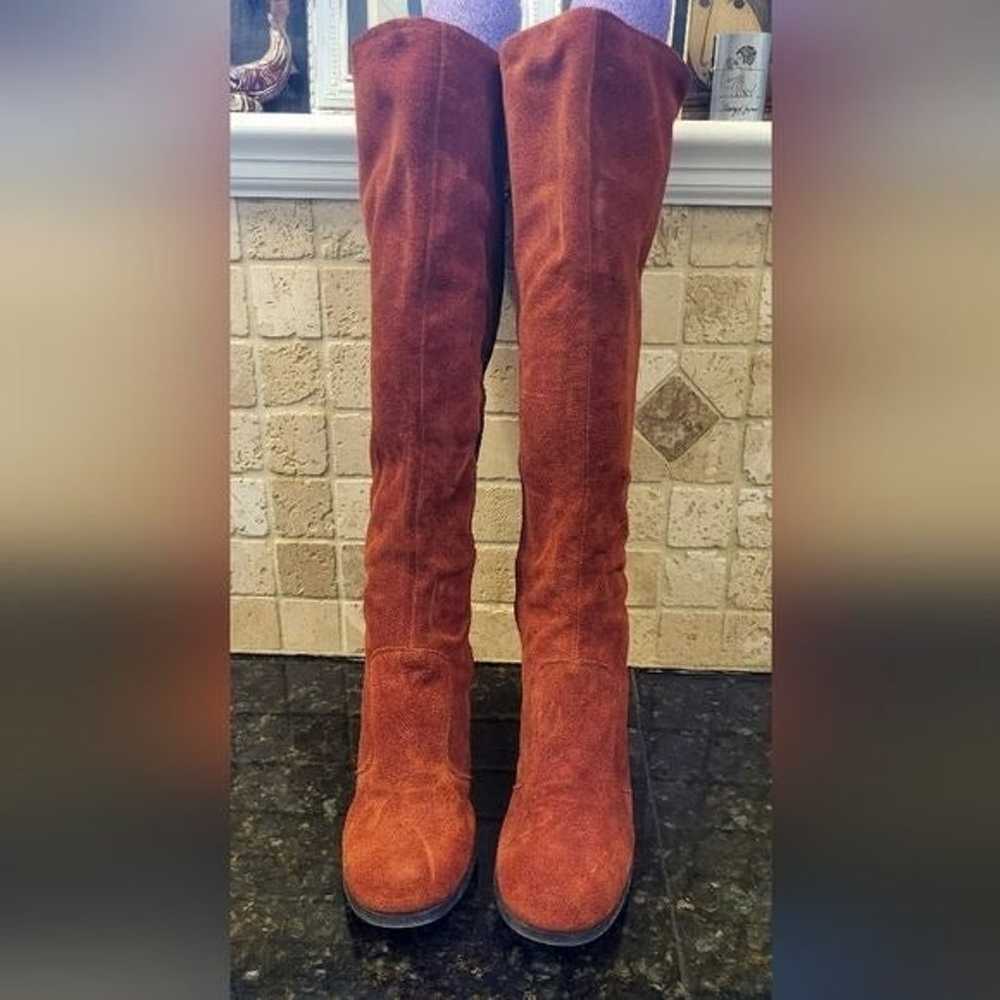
<box><xmin>494</xmin><ymin>872</ymin><xmax>632</xmax><ymax>947</ymax></box>
<box><xmin>344</xmin><ymin>857</ymin><xmax>476</xmax><ymax>930</ymax></box>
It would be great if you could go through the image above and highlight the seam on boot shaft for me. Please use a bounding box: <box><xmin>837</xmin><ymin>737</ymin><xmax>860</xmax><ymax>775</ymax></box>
<box><xmin>358</xmin><ymin>645</ymin><xmax>472</xmax><ymax>782</ymax></box>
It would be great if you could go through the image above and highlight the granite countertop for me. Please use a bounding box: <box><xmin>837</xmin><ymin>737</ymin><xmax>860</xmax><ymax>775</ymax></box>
<box><xmin>231</xmin><ymin>656</ymin><xmax>771</xmax><ymax>999</ymax></box>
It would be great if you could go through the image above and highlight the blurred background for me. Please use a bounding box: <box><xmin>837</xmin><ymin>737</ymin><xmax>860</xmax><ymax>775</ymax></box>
<box><xmin>0</xmin><ymin>3</ymin><xmax>229</xmax><ymax>998</ymax></box>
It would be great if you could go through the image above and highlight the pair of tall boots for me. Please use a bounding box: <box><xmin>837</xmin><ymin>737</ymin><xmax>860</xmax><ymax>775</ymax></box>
<box><xmin>342</xmin><ymin>9</ymin><xmax>689</xmax><ymax>946</ymax></box>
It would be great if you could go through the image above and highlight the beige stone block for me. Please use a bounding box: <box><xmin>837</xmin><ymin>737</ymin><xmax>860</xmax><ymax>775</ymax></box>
<box><xmin>641</xmin><ymin>271</ymin><xmax>684</xmax><ymax>344</ymax></box>
<box><xmin>471</xmin><ymin>604</ymin><xmax>521</xmax><ymax>662</ymax></box>
<box><xmin>230</xmin><ymin>540</ymin><xmax>276</xmax><ymax>596</ymax></box>
<box><xmin>683</xmin><ymin>273</ymin><xmax>759</xmax><ymax>344</ymax></box>
<box><xmin>249</xmin><ymin>266</ymin><xmax>321</xmax><ymax>339</ymax></box>
<box><xmin>231</xmin><ymin>478</ymin><xmax>268</xmax><ymax>537</ymax></box>
<box><xmin>647</xmin><ymin>206</ymin><xmax>691</xmax><ymax>268</ymax></box>
<box><xmin>230</xmin><ymin>267</ymin><xmax>249</xmax><ymax>337</ymax></box>
<box><xmin>628</xmin><ymin>610</ymin><xmax>660</xmax><ymax>665</ymax></box>
<box><xmin>478</xmin><ymin>417</ymin><xmax>520</xmax><ymax>480</ymax></box>
<box><xmin>230</xmin><ymin>201</ymin><xmax>241</xmax><ymax>261</ymax></box>
<box><xmin>484</xmin><ymin>345</ymin><xmax>519</xmax><ymax>414</ymax></box>
<box><xmin>681</xmin><ymin>348</ymin><xmax>750</xmax><ymax>417</ymax></box>
<box><xmin>662</xmin><ymin>550</ymin><xmax>727</xmax><ymax>607</ymax></box>
<box><xmin>314</xmin><ymin>201</ymin><xmax>370</xmax><ymax>261</ymax></box>
<box><xmin>333</xmin><ymin>413</ymin><xmax>372</xmax><ymax>476</ymax></box>
<box><xmin>504</xmin><ymin>201</ymin><xmax>515</xmax><ymax>262</ymax></box>
<box><xmin>748</xmin><ymin>348</ymin><xmax>772</xmax><ymax>417</ymax></box>
<box><xmin>630</xmin><ymin>432</ymin><xmax>670</xmax><ymax>483</ymax></box>
<box><xmin>320</xmin><ymin>267</ymin><xmax>371</xmax><ymax>339</ymax></box>
<box><xmin>335</xmin><ymin>480</ymin><xmax>372</xmax><ymax>540</ymax></box>
<box><xmin>230</xmin><ymin>413</ymin><xmax>263</xmax><ymax>473</ymax></box>
<box><xmin>658</xmin><ymin>610</ymin><xmax>724</xmax><ymax>667</ymax></box>
<box><xmin>743</xmin><ymin>422</ymin><xmax>772</xmax><ymax>485</ymax></box>
<box><xmin>328</xmin><ymin>341</ymin><xmax>371</xmax><ymax>409</ymax></box>
<box><xmin>230</xmin><ymin>343</ymin><xmax>256</xmax><ymax>407</ymax></box>
<box><xmin>637</xmin><ymin>348</ymin><xmax>678</xmax><ymax>402</ymax></box>
<box><xmin>231</xmin><ymin>597</ymin><xmax>280</xmax><ymax>652</ymax></box>
<box><xmin>667</xmin><ymin>485</ymin><xmax>735</xmax><ymax>547</ymax></box>
<box><xmin>497</xmin><ymin>276</ymin><xmax>518</xmax><ymax>343</ymax></box>
<box><xmin>729</xmin><ymin>551</ymin><xmax>772</xmax><ymax>610</ymax></box>
<box><xmin>239</xmin><ymin>199</ymin><xmax>313</xmax><ymax>260</ymax></box>
<box><xmin>471</xmin><ymin>546</ymin><xmax>517</xmax><ymax>603</ymax></box>
<box><xmin>690</xmin><ymin>207</ymin><xmax>769</xmax><ymax>267</ymax></box>
<box><xmin>265</xmin><ymin>413</ymin><xmax>328</xmax><ymax>475</ymax></box>
<box><xmin>626</xmin><ymin>549</ymin><xmax>660</xmax><ymax>607</ymax></box>
<box><xmin>259</xmin><ymin>342</ymin><xmax>323</xmax><ymax>406</ymax></box>
<box><xmin>271</xmin><ymin>479</ymin><xmax>335</xmax><ymax>538</ymax></box>
<box><xmin>765</xmin><ymin>215</ymin><xmax>772</xmax><ymax>265</ymax></box>
<box><xmin>668</xmin><ymin>420</ymin><xmax>740</xmax><ymax>483</ymax></box>
<box><xmin>343</xmin><ymin>601</ymin><xmax>365</xmax><ymax>654</ymax></box>
<box><xmin>722</xmin><ymin>611</ymin><xmax>772</xmax><ymax>669</ymax></box>
<box><xmin>280</xmin><ymin>599</ymin><xmax>340</xmax><ymax>654</ymax></box>
<box><xmin>628</xmin><ymin>484</ymin><xmax>667</xmax><ymax>544</ymax></box>
<box><xmin>275</xmin><ymin>541</ymin><xmax>338</xmax><ymax>598</ymax></box>
<box><xmin>339</xmin><ymin>543</ymin><xmax>365</xmax><ymax>600</ymax></box>
<box><xmin>758</xmin><ymin>269</ymin><xmax>772</xmax><ymax>342</ymax></box>
<box><xmin>473</xmin><ymin>483</ymin><xmax>522</xmax><ymax>543</ymax></box>
<box><xmin>737</xmin><ymin>488</ymin><xmax>772</xmax><ymax>548</ymax></box>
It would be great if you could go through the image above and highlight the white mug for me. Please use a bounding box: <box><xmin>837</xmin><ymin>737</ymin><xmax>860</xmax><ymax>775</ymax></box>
<box><xmin>709</xmin><ymin>31</ymin><xmax>772</xmax><ymax>121</ymax></box>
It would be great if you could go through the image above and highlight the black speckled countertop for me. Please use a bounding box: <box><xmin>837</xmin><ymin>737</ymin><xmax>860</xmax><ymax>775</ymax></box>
<box><xmin>231</xmin><ymin>656</ymin><xmax>771</xmax><ymax>999</ymax></box>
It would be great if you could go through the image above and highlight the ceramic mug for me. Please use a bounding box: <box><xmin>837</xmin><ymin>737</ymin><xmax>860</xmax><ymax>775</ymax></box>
<box><xmin>709</xmin><ymin>31</ymin><xmax>772</xmax><ymax>120</ymax></box>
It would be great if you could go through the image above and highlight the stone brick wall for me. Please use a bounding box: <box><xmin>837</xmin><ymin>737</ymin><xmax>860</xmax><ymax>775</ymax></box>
<box><xmin>230</xmin><ymin>199</ymin><xmax>772</xmax><ymax>669</ymax></box>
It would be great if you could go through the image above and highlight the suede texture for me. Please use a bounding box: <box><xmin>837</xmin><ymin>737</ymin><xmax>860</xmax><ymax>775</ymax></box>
<box><xmin>495</xmin><ymin>8</ymin><xmax>689</xmax><ymax>935</ymax></box>
<box><xmin>342</xmin><ymin>18</ymin><xmax>506</xmax><ymax>916</ymax></box>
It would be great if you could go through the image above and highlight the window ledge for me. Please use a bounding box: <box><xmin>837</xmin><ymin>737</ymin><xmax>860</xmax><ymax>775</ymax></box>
<box><xmin>230</xmin><ymin>112</ymin><xmax>771</xmax><ymax>207</ymax></box>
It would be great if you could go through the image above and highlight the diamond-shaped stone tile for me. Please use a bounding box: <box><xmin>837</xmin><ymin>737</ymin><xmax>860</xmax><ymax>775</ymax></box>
<box><xmin>635</xmin><ymin>373</ymin><xmax>718</xmax><ymax>462</ymax></box>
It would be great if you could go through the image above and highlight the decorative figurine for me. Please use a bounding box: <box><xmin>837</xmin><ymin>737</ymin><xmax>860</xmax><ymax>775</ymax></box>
<box><xmin>230</xmin><ymin>0</ymin><xmax>297</xmax><ymax>112</ymax></box>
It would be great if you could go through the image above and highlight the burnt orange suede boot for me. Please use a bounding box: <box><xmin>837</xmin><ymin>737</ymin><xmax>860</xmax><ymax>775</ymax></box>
<box><xmin>495</xmin><ymin>9</ymin><xmax>689</xmax><ymax>945</ymax></box>
<box><xmin>341</xmin><ymin>18</ymin><xmax>506</xmax><ymax>927</ymax></box>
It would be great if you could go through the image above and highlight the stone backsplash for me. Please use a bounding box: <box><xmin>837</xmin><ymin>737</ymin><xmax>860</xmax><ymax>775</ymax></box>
<box><xmin>230</xmin><ymin>200</ymin><xmax>772</xmax><ymax>669</ymax></box>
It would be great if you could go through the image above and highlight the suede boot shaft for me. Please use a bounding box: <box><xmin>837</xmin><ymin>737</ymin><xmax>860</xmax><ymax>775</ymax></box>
<box><xmin>343</xmin><ymin>18</ymin><xmax>507</xmax><ymax>922</ymax></box>
<box><xmin>496</xmin><ymin>8</ymin><xmax>688</xmax><ymax>941</ymax></box>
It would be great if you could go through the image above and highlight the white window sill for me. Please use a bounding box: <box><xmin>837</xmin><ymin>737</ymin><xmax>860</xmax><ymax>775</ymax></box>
<box><xmin>230</xmin><ymin>112</ymin><xmax>771</xmax><ymax>207</ymax></box>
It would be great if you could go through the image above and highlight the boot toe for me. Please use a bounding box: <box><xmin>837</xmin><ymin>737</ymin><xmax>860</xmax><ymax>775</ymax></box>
<box><xmin>343</xmin><ymin>785</ymin><xmax>474</xmax><ymax>916</ymax></box>
<box><xmin>495</xmin><ymin>788</ymin><xmax>633</xmax><ymax>936</ymax></box>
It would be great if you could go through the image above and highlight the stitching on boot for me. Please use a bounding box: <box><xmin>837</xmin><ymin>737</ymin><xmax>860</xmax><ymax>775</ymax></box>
<box><xmin>573</xmin><ymin>12</ymin><xmax>601</xmax><ymax>663</ymax></box>
<box><xmin>408</xmin><ymin>24</ymin><xmax>446</xmax><ymax>646</ymax></box>
<box><xmin>362</xmin><ymin>646</ymin><xmax>471</xmax><ymax>782</ymax></box>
